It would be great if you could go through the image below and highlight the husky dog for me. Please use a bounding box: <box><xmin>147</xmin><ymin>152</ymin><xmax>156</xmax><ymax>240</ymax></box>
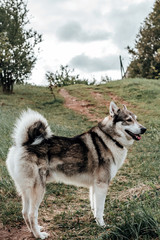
<box><xmin>6</xmin><ymin>102</ymin><xmax>146</xmax><ymax>239</ymax></box>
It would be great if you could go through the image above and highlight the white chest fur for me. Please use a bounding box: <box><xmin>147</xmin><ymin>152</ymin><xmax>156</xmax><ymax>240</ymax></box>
<box><xmin>94</xmin><ymin>127</ymin><xmax>128</xmax><ymax>181</ymax></box>
<box><xmin>110</xmin><ymin>147</ymin><xmax>127</xmax><ymax>180</ymax></box>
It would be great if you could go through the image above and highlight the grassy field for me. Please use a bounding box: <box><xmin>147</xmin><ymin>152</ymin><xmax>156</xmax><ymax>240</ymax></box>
<box><xmin>0</xmin><ymin>78</ymin><xmax>160</xmax><ymax>239</ymax></box>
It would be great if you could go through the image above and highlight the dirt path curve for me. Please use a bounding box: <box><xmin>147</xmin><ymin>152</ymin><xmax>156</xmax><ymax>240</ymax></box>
<box><xmin>107</xmin><ymin>92</ymin><xmax>131</xmax><ymax>107</ymax></box>
<box><xmin>59</xmin><ymin>88</ymin><xmax>133</xmax><ymax>122</ymax></box>
<box><xmin>59</xmin><ymin>88</ymin><xmax>102</xmax><ymax>122</ymax></box>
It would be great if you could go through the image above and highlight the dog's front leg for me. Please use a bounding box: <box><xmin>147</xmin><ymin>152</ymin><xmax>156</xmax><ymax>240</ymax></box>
<box><xmin>89</xmin><ymin>186</ymin><xmax>95</xmax><ymax>215</ymax></box>
<box><xmin>94</xmin><ymin>182</ymin><xmax>108</xmax><ymax>227</ymax></box>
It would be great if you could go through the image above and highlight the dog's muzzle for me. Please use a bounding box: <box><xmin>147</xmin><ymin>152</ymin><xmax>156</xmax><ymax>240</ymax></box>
<box><xmin>125</xmin><ymin>126</ymin><xmax>146</xmax><ymax>141</ymax></box>
<box><xmin>141</xmin><ymin>127</ymin><xmax>147</xmax><ymax>134</ymax></box>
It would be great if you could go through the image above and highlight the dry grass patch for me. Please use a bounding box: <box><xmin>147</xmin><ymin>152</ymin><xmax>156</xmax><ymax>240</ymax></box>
<box><xmin>111</xmin><ymin>184</ymin><xmax>160</xmax><ymax>202</ymax></box>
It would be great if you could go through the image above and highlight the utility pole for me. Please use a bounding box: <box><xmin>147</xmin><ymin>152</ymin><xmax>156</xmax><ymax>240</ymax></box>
<box><xmin>119</xmin><ymin>55</ymin><xmax>125</xmax><ymax>79</ymax></box>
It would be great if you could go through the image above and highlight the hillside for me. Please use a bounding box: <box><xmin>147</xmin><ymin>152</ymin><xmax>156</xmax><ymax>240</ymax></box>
<box><xmin>0</xmin><ymin>78</ymin><xmax>160</xmax><ymax>239</ymax></box>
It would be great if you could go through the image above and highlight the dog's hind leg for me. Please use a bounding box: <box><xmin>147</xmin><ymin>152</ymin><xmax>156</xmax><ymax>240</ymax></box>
<box><xmin>26</xmin><ymin>168</ymin><xmax>49</xmax><ymax>240</ymax></box>
<box><xmin>28</xmin><ymin>182</ymin><xmax>49</xmax><ymax>240</ymax></box>
<box><xmin>94</xmin><ymin>182</ymin><xmax>108</xmax><ymax>227</ymax></box>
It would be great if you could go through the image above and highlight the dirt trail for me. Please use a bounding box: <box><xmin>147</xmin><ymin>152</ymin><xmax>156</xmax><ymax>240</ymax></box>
<box><xmin>107</xmin><ymin>92</ymin><xmax>132</xmax><ymax>107</ymax></box>
<box><xmin>59</xmin><ymin>88</ymin><xmax>102</xmax><ymax>122</ymax></box>
<box><xmin>59</xmin><ymin>88</ymin><xmax>133</xmax><ymax>122</ymax></box>
<box><xmin>90</xmin><ymin>91</ymin><xmax>107</xmax><ymax>106</ymax></box>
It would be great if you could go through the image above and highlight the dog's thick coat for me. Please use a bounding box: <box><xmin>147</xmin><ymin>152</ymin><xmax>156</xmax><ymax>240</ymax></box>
<box><xmin>6</xmin><ymin>102</ymin><xmax>146</xmax><ymax>239</ymax></box>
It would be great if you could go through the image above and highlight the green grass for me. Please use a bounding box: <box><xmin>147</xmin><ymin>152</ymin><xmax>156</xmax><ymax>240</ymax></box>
<box><xmin>0</xmin><ymin>79</ymin><xmax>160</xmax><ymax>239</ymax></box>
<box><xmin>98</xmin><ymin>207</ymin><xmax>160</xmax><ymax>240</ymax></box>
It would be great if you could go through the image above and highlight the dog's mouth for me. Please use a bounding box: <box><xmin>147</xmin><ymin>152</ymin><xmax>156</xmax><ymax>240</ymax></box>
<box><xmin>125</xmin><ymin>130</ymin><xmax>141</xmax><ymax>141</ymax></box>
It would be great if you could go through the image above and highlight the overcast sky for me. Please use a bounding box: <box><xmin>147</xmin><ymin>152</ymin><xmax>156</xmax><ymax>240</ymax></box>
<box><xmin>27</xmin><ymin>0</ymin><xmax>154</xmax><ymax>85</ymax></box>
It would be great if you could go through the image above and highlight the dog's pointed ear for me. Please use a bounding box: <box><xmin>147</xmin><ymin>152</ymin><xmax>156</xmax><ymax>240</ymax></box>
<box><xmin>109</xmin><ymin>101</ymin><xmax>119</xmax><ymax>117</ymax></box>
<box><xmin>123</xmin><ymin>104</ymin><xmax>127</xmax><ymax>111</ymax></box>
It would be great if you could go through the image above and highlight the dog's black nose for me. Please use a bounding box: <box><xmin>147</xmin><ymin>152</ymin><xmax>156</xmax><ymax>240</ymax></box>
<box><xmin>141</xmin><ymin>127</ymin><xmax>147</xmax><ymax>134</ymax></box>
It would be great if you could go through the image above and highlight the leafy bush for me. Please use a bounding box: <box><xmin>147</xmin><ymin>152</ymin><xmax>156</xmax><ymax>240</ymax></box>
<box><xmin>45</xmin><ymin>65</ymin><xmax>95</xmax><ymax>88</ymax></box>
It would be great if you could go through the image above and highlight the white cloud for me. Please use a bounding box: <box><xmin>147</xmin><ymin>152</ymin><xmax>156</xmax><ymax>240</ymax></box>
<box><xmin>106</xmin><ymin>0</ymin><xmax>154</xmax><ymax>49</ymax></box>
<box><xmin>56</xmin><ymin>21</ymin><xmax>111</xmax><ymax>42</ymax></box>
<box><xmin>70</xmin><ymin>54</ymin><xmax>119</xmax><ymax>72</ymax></box>
<box><xmin>27</xmin><ymin>0</ymin><xmax>154</xmax><ymax>85</ymax></box>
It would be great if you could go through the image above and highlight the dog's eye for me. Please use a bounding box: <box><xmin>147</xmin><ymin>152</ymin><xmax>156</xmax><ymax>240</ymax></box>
<box><xmin>126</xmin><ymin>118</ymin><xmax>132</xmax><ymax>122</ymax></box>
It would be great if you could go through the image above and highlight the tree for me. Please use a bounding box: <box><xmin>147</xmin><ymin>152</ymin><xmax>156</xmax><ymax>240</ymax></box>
<box><xmin>127</xmin><ymin>0</ymin><xmax>160</xmax><ymax>79</ymax></box>
<box><xmin>0</xmin><ymin>0</ymin><xmax>42</xmax><ymax>93</ymax></box>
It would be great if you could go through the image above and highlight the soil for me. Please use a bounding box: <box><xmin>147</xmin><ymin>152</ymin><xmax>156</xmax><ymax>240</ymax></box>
<box><xmin>0</xmin><ymin>225</ymin><xmax>32</xmax><ymax>240</ymax></box>
<box><xmin>59</xmin><ymin>88</ymin><xmax>134</xmax><ymax>123</ymax></box>
<box><xmin>59</xmin><ymin>88</ymin><xmax>102</xmax><ymax>122</ymax></box>
<box><xmin>107</xmin><ymin>92</ymin><xmax>134</xmax><ymax>108</ymax></box>
<box><xmin>0</xmin><ymin>223</ymin><xmax>55</xmax><ymax>240</ymax></box>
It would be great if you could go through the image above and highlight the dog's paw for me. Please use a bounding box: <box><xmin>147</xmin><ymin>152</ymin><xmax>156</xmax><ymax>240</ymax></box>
<box><xmin>38</xmin><ymin>231</ymin><xmax>49</xmax><ymax>239</ymax></box>
<box><xmin>96</xmin><ymin>218</ymin><xmax>106</xmax><ymax>228</ymax></box>
<box><xmin>38</xmin><ymin>225</ymin><xmax>44</xmax><ymax>231</ymax></box>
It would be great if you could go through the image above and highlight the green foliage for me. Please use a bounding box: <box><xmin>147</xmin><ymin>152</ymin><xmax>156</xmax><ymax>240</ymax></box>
<box><xmin>46</xmin><ymin>65</ymin><xmax>96</xmax><ymax>88</ymax></box>
<box><xmin>0</xmin><ymin>0</ymin><xmax>42</xmax><ymax>93</ymax></box>
<box><xmin>127</xmin><ymin>0</ymin><xmax>160</xmax><ymax>79</ymax></box>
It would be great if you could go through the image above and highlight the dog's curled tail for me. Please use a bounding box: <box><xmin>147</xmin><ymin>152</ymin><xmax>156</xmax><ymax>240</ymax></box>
<box><xmin>12</xmin><ymin>109</ymin><xmax>52</xmax><ymax>146</ymax></box>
